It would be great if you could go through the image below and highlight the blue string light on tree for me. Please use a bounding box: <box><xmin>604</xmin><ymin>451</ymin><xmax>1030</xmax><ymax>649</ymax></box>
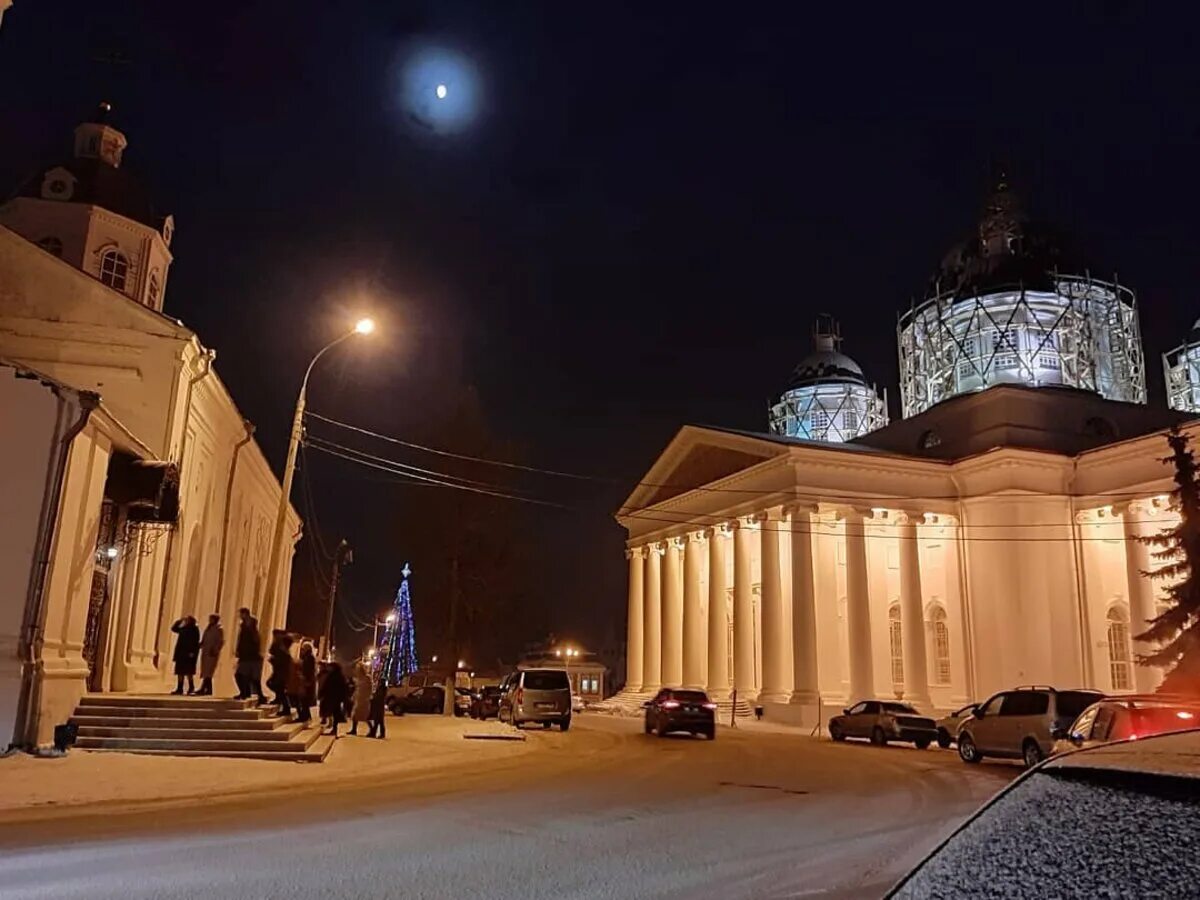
<box><xmin>381</xmin><ymin>563</ymin><xmax>419</xmax><ymax>686</ymax></box>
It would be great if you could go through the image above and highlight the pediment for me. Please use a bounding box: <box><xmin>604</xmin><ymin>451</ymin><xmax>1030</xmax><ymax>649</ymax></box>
<box><xmin>621</xmin><ymin>425</ymin><xmax>789</xmax><ymax>512</ymax></box>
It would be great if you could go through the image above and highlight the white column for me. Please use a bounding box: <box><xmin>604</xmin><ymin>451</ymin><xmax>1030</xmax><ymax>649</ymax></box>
<box><xmin>625</xmin><ymin>547</ymin><xmax>645</xmax><ymax>693</ymax></box>
<box><xmin>1122</xmin><ymin>501</ymin><xmax>1163</xmax><ymax>692</ymax></box>
<box><xmin>843</xmin><ymin>508</ymin><xmax>874</xmax><ymax>701</ymax></box>
<box><xmin>682</xmin><ymin>531</ymin><xmax>706</xmax><ymax>689</ymax></box>
<box><xmin>733</xmin><ymin>519</ymin><xmax>756</xmax><ymax>702</ymax></box>
<box><xmin>943</xmin><ymin>516</ymin><xmax>972</xmax><ymax>705</ymax></box>
<box><xmin>662</xmin><ymin>537</ymin><xmax>684</xmax><ymax>687</ymax></box>
<box><xmin>898</xmin><ymin>513</ymin><xmax>932</xmax><ymax>708</ymax></box>
<box><xmin>787</xmin><ymin>504</ymin><xmax>819</xmax><ymax>705</ymax></box>
<box><xmin>706</xmin><ymin>525</ymin><xmax>730</xmax><ymax>701</ymax></box>
<box><xmin>759</xmin><ymin>508</ymin><xmax>790</xmax><ymax>703</ymax></box>
<box><xmin>642</xmin><ymin>544</ymin><xmax>663</xmax><ymax>693</ymax></box>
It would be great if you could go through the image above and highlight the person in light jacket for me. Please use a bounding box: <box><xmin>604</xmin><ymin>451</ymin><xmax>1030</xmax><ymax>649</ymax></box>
<box><xmin>170</xmin><ymin>616</ymin><xmax>201</xmax><ymax>695</ymax></box>
<box><xmin>197</xmin><ymin>614</ymin><xmax>224</xmax><ymax>696</ymax></box>
<box><xmin>349</xmin><ymin>660</ymin><xmax>372</xmax><ymax>735</ymax></box>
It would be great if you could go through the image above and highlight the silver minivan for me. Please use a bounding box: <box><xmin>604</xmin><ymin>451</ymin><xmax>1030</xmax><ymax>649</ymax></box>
<box><xmin>956</xmin><ymin>686</ymin><xmax>1102</xmax><ymax>768</ymax></box>
<box><xmin>499</xmin><ymin>669</ymin><xmax>572</xmax><ymax>731</ymax></box>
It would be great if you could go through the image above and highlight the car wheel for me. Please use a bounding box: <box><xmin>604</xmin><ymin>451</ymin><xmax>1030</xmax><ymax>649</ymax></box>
<box><xmin>704</xmin><ymin>726</ymin><xmax>715</xmax><ymax>741</ymax></box>
<box><xmin>936</xmin><ymin>729</ymin><xmax>952</xmax><ymax>749</ymax></box>
<box><xmin>870</xmin><ymin>726</ymin><xmax>888</xmax><ymax>747</ymax></box>
<box><xmin>644</xmin><ymin>717</ymin><xmax>652</xmax><ymax>735</ymax></box>
<box><xmin>914</xmin><ymin>737</ymin><xmax>931</xmax><ymax>750</ymax></box>
<box><xmin>542</xmin><ymin>722</ymin><xmax>551</xmax><ymax>730</ymax></box>
<box><xmin>1022</xmin><ymin>739</ymin><xmax>1044</xmax><ymax>769</ymax></box>
<box><xmin>560</xmin><ymin>717</ymin><xmax>571</xmax><ymax>732</ymax></box>
<box><xmin>958</xmin><ymin>733</ymin><xmax>982</xmax><ymax>764</ymax></box>
<box><xmin>655</xmin><ymin>718</ymin><xmax>666</xmax><ymax>738</ymax></box>
<box><xmin>829</xmin><ymin>723</ymin><xmax>845</xmax><ymax>742</ymax></box>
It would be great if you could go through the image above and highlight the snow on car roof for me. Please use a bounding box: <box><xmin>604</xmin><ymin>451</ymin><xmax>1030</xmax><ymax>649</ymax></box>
<box><xmin>1044</xmin><ymin>727</ymin><xmax>1200</xmax><ymax>779</ymax></box>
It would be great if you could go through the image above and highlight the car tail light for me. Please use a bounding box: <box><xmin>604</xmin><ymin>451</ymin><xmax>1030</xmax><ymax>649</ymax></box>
<box><xmin>516</xmin><ymin>688</ymin><xmax>524</xmax><ymax>706</ymax></box>
<box><xmin>1178</xmin><ymin>711</ymin><xmax>1195</xmax><ymax>720</ymax></box>
<box><xmin>660</xmin><ymin>700</ymin><xmax>680</xmax><ymax>709</ymax></box>
<box><xmin>703</xmin><ymin>702</ymin><xmax>718</xmax><ymax>710</ymax></box>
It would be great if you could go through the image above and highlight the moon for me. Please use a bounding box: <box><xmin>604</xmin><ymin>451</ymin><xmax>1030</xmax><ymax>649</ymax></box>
<box><xmin>436</xmin><ymin>84</ymin><xmax>448</xmax><ymax>99</ymax></box>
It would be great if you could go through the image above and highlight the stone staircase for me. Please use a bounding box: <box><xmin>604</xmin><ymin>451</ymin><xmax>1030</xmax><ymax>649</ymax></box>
<box><xmin>69</xmin><ymin>695</ymin><xmax>334</xmax><ymax>761</ymax></box>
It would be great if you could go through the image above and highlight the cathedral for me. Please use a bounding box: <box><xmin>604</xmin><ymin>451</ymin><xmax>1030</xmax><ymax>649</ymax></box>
<box><xmin>617</xmin><ymin>178</ymin><xmax>1198</xmax><ymax>722</ymax></box>
<box><xmin>0</xmin><ymin>106</ymin><xmax>300</xmax><ymax>748</ymax></box>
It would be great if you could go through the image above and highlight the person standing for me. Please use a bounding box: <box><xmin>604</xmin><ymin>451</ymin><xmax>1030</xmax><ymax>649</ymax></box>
<box><xmin>170</xmin><ymin>616</ymin><xmax>201</xmax><ymax>695</ymax></box>
<box><xmin>267</xmin><ymin>630</ymin><xmax>294</xmax><ymax>716</ymax></box>
<box><xmin>234</xmin><ymin>607</ymin><xmax>266</xmax><ymax>703</ymax></box>
<box><xmin>291</xmin><ymin>642</ymin><xmax>317</xmax><ymax>723</ymax></box>
<box><xmin>319</xmin><ymin>661</ymin><xmax>350</xmax><ymax>737</ymax></box>
<box><xmin>349</xmin><ymin>660</ymin><xmax>371</xmax><ymax>735</ymax></box>
<box><xmin>197</xmin><ymin>614</ymin><xmax>224</xmax><ymax>696</ymax></box>
<box><xmin>367</xmin><ymin>678</ymin><xmax>388</xmax><ymax>739</ymax></box>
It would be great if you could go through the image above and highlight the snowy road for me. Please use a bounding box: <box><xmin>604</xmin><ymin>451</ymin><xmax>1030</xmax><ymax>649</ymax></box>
<box><xmin>0</xmin><ymin>715</ymin><xmax>1014</xmax><ymax>900</ymax></box>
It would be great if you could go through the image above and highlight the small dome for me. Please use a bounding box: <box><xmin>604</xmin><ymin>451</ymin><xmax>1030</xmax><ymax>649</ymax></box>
<box><xmin>785</xmin><ymin>349</ymin><xmax>866</xmax><ymax>389</ymax></box>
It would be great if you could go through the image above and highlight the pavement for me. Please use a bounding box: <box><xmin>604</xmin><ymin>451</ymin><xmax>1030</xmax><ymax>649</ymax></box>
<box><xmin>0</xmin><ymin>713</ymin><xmax>1017</xmax><ymax>900</ymax></box>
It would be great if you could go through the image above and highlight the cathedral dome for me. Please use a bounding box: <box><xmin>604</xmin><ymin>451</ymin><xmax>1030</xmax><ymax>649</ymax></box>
<box><xmin>785</xmin><ymin>348</ymin><xmax>866</xmax><ymax>390</ymax></box>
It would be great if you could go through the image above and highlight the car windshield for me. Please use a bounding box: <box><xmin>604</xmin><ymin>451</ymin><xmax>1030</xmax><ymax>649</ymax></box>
<box><xmin>669</xmin><ymin>691</ymin><xmax>709</xmax><ymax>703</ymax></box>
<box><xmin>882</xmin><ymin>703</ymin><xmax>918</xmax><ymax>714</ymax></box>
<box><xmin>523</xmin><ymin>671</ymin><xmax>569</xmax><ymax>691</ymax></box>
<box><xmin>891</xmin><ymin>767</ymin><xmax>1200</xmax><ymax>898</ymax></box>
<box><xmin>1057</xmin><ymin>691</ymin><xmax>1104</xmax><ymax>719</ymax></box>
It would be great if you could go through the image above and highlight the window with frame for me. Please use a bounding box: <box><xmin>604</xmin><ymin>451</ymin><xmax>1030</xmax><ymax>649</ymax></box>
<box><xmin>931</xmin><ymin>606</ymin><xmax>951</xmax><ymax>685</ymax></box>
<box><xmin>99</xmin><ymin>249</ymin><xmax>129</xmax><ymax>291</ymax></box>
<box><xmin>888</xmin><ymin>605</ymin><xmax>904</xmax><ymax>687</ymax></box>
<box><xmin>148</xmin><ymin>271</ymin><xmax>161</xmax><ymax>306</ymax></box>
<box><xmin>981</xmin><ymin>694</ymin><xmax>1006</xmax><ymax>717</ymax></box>
<box><xmin>37</xmin><ymin>236</ymin><xmax>63</xmax><ymax>257</ymax></box>
<box><xmin>811</xmin><ymin>410</ymin><xmax>830</xmax><ymax>429</ymax></box>
<box><xmin>842</xmin><ymin>410</ymin><xmax>858</xmax><ymax>433</ymax></box>
<box><xmin>1107</xmin><ymin>607</ymin><xmax>1133</xmax><ymax>691</ymax></box>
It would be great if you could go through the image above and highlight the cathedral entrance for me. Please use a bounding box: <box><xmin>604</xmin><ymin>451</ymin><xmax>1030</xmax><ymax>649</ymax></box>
<box><xmin>83</xmin><ymin>500</ymin><xmax>118</xmax><ymax>691</ymax></box>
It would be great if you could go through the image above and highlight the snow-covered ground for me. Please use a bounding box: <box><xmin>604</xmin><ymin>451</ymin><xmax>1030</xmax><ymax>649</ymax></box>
<box><xmin>0</xmin><ymin>715</ymin><xmax>1015</xmax><ymax>899</ymax></box>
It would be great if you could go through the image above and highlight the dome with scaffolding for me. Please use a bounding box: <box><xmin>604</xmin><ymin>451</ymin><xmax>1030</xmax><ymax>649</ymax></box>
<box><xmin>896</xmin><ymin>175</ymin><xmax>1147</xmax><ymax>419</ymax></box>
<box><xmin>769</xmin><ymin>317</ymin><xmax>888</xmax><ymax>442</ymax></box>
<box><xmin>1163</xmin><ymin>318</ymin><xmax>1200</xmax><ymax>414</ymax></box>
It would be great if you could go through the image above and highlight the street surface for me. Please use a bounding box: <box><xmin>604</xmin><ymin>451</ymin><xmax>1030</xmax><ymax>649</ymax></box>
<box><xmin>0</xmin><ymin>715</ymin><xmax>1014</xmax><ymax>899</ymax></box>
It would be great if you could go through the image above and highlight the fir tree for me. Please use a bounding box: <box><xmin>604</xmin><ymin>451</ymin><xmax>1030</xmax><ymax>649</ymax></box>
<box><xmin>1137</xmin><ymin>427</ymin><xmax>1200</xmax><ymax>693</ymax></box>
<box><xmin>381</xmin><ymin>564</ymin><xmax>419</xmax><ymax>687</ymax></box>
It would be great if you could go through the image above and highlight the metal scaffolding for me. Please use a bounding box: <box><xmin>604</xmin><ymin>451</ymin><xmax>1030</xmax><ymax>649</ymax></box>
<box><xmin>1163</xmin><ymin>323</ymin><xmax>1200</xmax><ymax>413</ymax></box>
<box><xmin>896</xmin><ymin>273</ymin><xmax>1146</xmax><ymax>419</ymax></box>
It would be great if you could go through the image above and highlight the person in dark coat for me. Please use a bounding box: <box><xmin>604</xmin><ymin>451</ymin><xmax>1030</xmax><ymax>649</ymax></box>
<box><xmin>234</xmin><ymin>607</ymin><xmax>266</xmax><ymax>703</ymax></box>
<box><xmin>170</xmin><ymin>616</ymin><xmax>201</xmax><ymax>695</ymax></box>
<box><xmin>291</xmin><ymin>642</ymin><xmax>317</xmax><ymax>723</ymax></box>
<box><xmin>266</xmin><ymin>630</ymin><xmax>294</xmax><ymax>716</ymax></box>
<box><xmin>367</xmin><ymin>678</ymin><xmax>388</xmax><ymax>739</ymax></box>
<box><xmin>319</xmin><ymin>661</ymin><xmax>350</xmax><ymax>737</ymax></box>
<box><xmin>197</xmin><ymin>614</ymin><xmax>224</xmax><ymax>695</ymax></box>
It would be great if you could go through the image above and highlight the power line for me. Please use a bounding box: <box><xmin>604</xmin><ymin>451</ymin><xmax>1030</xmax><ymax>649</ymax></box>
<box><xmin>307</xmin><ymin>434</ymin><xmax>520</xmax><ymax>491</ymax></box>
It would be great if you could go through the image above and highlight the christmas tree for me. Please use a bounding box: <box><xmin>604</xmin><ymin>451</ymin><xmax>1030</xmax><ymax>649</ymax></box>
<box><xmin>382</xmin><ymin>563</ymin><xmax>419</xmax><ymax>686</ymax></box>
<box><xmin>1137</xmin><ymin>427</ymin><xmax>1200</xmax><ymax>693</ymax></box>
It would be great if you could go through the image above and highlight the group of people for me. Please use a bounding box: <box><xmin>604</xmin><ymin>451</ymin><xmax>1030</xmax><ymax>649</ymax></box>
<box><xmin>170</xmin><ymin>608</ymin><xmax>388</xmax><ymax>739</ymax></box>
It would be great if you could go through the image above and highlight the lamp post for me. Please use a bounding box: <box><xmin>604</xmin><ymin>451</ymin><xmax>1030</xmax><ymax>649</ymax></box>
<box><xmin>373</xmin><ymin>611</ymin><xmax>397</xmax><ymax>650</ymax></box>
<box><xmin>260</xmin><ymin>318</ymin><xmax>374</xmax><ymax>636</ymax></box>
<box><xmin>556</xmin><ymin>647</ymin><xmax>579</xmax><ymax>696</ymax></box>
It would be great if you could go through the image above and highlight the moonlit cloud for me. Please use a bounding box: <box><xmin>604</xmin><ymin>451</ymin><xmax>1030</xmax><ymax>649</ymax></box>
<box><xmin>398</xmin><ymin>47</ymin><xmax>480</xmax><ymax>134</ymax></box>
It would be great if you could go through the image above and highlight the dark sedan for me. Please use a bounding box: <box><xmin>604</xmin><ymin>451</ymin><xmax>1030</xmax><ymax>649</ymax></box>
<box><xmin>644</xmin><ymin>688</ymin><xmax>717</xmax><ymax>739</ymax></box>
<box><xmin>389</xmin><ymin>685</ymin><xmax>445</xmax><ymax>715</ymax></box>
<box><xmin>829</xmin><ymin>700</ymin><xmax>937</xmax><ymax>749</ymax></box>
<box><xmin>470</xmin><ymin>686</ymin><xmax>503</xmax><ymax>720</ymax></box>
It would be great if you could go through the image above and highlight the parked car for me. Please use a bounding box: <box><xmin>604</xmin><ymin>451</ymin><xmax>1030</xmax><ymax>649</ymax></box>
<box><xmin>828</xmin><ymin>700</ymin><xmax>937</xmax><ymax>749</ymax></box>
<box><xmin>644</xmin><ymin>688</ymin><xmax>717</xmax><ymax>739</ymax></box>
<box><xmin>935</xmin><ymin>703</ymin><xmax>978</xmax><ymax>749</ymax></box>
<box><xmin>499</xmin><ymin>669</ymin><xmax>572</xmax><ymax>731</ymax></box>
<box><xmin>1051</xmin><ymin>694</ymin><xmax>1200</xmax><ymax>755</ymax></box>
<box><xmin>453</xmin><ymin>687</ymin><xmax>473</xmax><ymax>717</ymax></box>
<box><xmin>386</xmin><ymin>672</ymin><xmax>440</xmax><ymax>705</ymax></box>
<box><xmin>470</xmin><ymin>686</ymin><xmax>503</xmax><ymax>720</ymax></box>
<box><xmin>888</xmin><ymin>728</ymin><xmax>1200</xmax><ymax>898</ymax></box>
<box><xmin>955</xmin><ymin>685</ymin><xmax>1102</xmax><ymax>768</ymax></box>
<box><xmin>388</xmin><ymin>684</ymin><xmax>444</xmax><ymax>715</ymax></box>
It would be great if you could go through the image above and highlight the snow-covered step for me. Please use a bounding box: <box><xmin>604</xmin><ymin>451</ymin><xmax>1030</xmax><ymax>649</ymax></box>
<box><xmin>76</xmin><ymin>735</ymin><xmax>312</xmax><ymax>754</ymax></box>
<box><xmin>78</xmin><ymin>695</ymin><xmax>258</xmax><ymax>711</ymax></box>
<box><xmin>74</xmin><ymin>705</ymin><xmax>273</xmax><ymax>721</ymax></box>
<box><xmin>86</xmin><ymin>734</ymin><xmax>336</xmax><ymax>763</ymax></box>
<box><xmin>75</xmin><ymin>724</ymin><xmax>304</xmax><ymax>742</ymax></box>
<box><xmin>69</xmin><ymin>714</ymin><xmax>281</xmax><ymax>731</ymax></box>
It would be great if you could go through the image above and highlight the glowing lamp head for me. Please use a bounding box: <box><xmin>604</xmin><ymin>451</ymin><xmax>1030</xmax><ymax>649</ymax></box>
<box><xmin>354</xmin><ymin>317</ymin><xmax>376</xmax><ymax>336</ymax></box>
<box><xmin>386</xmin><ymin>613</ymin><xmax>397</xmax><ymax>624</ymax></box>
<box><xmin>457</xmin><ymin>659</ymin><xmax>466</xmax><ymax>669</ymax></box>
<box><xmin>104</xmin><ymin>546</ymin><xmax>119</xmax><ymax>560</ymax></box>
<box><xmin>436</xmin><ymin>84</ymin><xmax>448</xmax><ymax>99</ymax></box>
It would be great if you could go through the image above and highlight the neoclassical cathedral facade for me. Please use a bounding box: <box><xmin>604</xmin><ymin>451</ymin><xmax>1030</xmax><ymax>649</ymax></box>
<box><xmin>0</xmin><ymin>107</ymin><xmax>299</xmax><ymax>747</ymax></box>
<box><xmin>617</xmin><ymin>180</ymin><xmax>1197</xmax><ymax>721</ymax></box>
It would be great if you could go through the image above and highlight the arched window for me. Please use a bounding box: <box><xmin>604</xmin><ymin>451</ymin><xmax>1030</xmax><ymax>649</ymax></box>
<box><xmin>930</xmin><ymin>606</ymin><xmax>951</xmax><ymax>685</ymax></box>
<box><xmin>99</xmin><ymin>249</ymin><xmax>129</xmax><ymax>291</ymax></box>
<box><xmin>148</xmin><ymin>271</ymin><xmax>161</xmax><ymax>306</ymax></box>
<box><xmin>1107</xmin><ymin>606</ymin><xmax>1133</xmax><ymax>691</ymax></box>
<box><xmin>37</xmin><ymin>236</ymin><xmax>63</xmax><ymax>257</ymax></box>
<box><xmin>888</xmin><ymin>604</ymin><xmax>904</xmax><ymax>688</ymax></box>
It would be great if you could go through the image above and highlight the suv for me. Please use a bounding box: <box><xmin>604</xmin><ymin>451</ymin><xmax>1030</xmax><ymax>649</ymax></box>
<box><xmin>1052</xmin><ymin>695</ymin><xmax>1200</xmax><ymax>754</ymax></box>
<box><xmin>956</xmin><ymin>686</ymin><xmax>1102</xmax><ymax>768</ymax></box>
<box><xmin>499</xmin><ymin>669</ymin><xmax>572</xmax><ymax>731</ymax></box>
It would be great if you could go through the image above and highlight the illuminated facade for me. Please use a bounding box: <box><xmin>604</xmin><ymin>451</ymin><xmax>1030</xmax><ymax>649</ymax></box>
<box><xmin>769</xmin><ymin>317</ymin><xmax>888</xmax><ymax>442</ymax></box>
<box><xmin>898</xmin><ymin>179</ymin><xmax>1146</xmax><ymax>418</ymax></box>
<box><xmin>1163</xmin><ymin>320</ymin><xmax>1200</xmax><ymax>414</ymax></box>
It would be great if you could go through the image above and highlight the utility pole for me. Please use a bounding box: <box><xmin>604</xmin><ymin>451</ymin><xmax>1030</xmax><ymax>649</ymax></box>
<box><xmin>322</xmin><ymin>540</ymin><xmax>352</xmax><ymax>659</ymax></box>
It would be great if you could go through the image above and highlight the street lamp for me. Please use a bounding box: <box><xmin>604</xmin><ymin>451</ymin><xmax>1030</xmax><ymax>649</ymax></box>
<box><xmin>260</xmin><ymin>317</ymin><xmax>375</xmax><ymax>633</ymax></box>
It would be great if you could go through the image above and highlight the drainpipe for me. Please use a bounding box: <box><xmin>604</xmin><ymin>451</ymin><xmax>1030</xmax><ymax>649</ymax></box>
<box><xmin>214</xmin><ymin>419</ymin><xmax>255</xmax><ymax>615</ymax></box>
<box><xmin>11</xmin><ymin>389</ymin><xmax>99</xmax><ymax>750</ymax></box>
<box><xmin>1067</xmin><ymin>459</ymin><xmax>1095</xmax><ymax>687</ymax></box>
<box><xmin>152</xmin><ymin>347</ymin><xmax>215</xmax><ymax>666</ymax></box>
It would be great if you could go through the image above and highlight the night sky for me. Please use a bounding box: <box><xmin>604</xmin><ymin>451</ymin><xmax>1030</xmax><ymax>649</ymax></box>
<box><xmin>2</xmin><ymin>3</ymin><xmax>1199</xmax><ymax>665</ymax></box>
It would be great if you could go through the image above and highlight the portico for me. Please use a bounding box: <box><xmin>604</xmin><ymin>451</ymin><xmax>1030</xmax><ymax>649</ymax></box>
<box><xmin>615</xmin><ymin>387</ymin><xmax>1189</xmax><ymax>723</ymax></box>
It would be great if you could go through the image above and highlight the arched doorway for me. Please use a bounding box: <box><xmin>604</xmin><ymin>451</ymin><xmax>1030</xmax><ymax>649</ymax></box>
<box><xmin>1106</xmin><ymin>605</ymin><xmax>1133</xmax><ymax>692</ymax></box>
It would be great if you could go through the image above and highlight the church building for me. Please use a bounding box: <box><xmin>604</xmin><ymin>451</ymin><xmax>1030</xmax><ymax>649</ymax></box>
<box><xmin>617</xmin><ymin>178</ymin><xmax>1198</xmax><ymax>723</ymax></box>
<box><xmin>0</xmin><ymin>106</ymin><xmax>300</xmax><ymax>748</ymax></box>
